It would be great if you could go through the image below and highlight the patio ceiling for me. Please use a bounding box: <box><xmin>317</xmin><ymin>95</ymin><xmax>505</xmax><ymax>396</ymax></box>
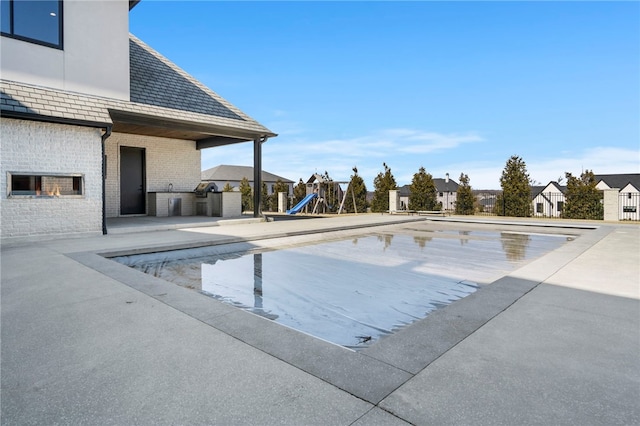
<box><xmin>109</xmin><ymin>109</ymin><xmax>272</xmax><ymax>148</ymax></box>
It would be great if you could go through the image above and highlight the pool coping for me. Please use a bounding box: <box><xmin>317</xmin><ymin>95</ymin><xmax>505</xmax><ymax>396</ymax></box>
<box><xmin>67</xmin><ymin>220</ymin><xmax>611</xmax><ymax>405</ymax></box>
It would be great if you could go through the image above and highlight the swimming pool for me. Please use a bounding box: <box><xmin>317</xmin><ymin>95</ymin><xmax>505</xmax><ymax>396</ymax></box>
<box><xmin>113</xmin><ymin>228</ymin><xmax>569</xmax><ymax>349</ymax></box>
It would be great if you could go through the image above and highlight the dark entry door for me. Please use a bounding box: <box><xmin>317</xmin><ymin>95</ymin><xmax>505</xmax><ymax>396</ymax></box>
<box><xmin>120</xmin><ymin>146</ymin><xmax>146</xmax><ymax>215</ymax></box>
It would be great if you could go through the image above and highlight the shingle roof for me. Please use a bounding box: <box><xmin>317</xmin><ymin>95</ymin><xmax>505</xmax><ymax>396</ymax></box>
<box><xmin>1</xmin><ymin>34</ymin><xmax>275</xmax><ymax>139</ymax></box>
<box><xmin>129</xmin><ymin>35</ymin><xmax>244</xmax><ymax>121</ymax></box>
<box><xmin>398</xmin><ymin>178</ymin><xmax>459</xmax><ymax>196</ymax></box>
<box><xmin>531</xmin><ymin>181</ymin><xmax>566</xmax><ymax>198</ymax></box>
<box><xmin>595</xmin><ymin>174</ymin><xmax>640</xmax><ymax>190</ymax></box>
<box><xmin>433</xmin><ymin>178</ymin><xmax>459</xmax><ymax>193</ymax></box>
<box><xmin>202</xmin><ymin>165</ymin><xmax>293</xmax><ymax>183</ymax></box>
<box><xmin>0</xmin><ymin>80</ymin><xmax>113</xmax><ymax>124</ymax></box>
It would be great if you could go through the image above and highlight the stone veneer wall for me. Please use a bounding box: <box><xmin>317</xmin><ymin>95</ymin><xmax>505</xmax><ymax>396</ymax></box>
<box><xmin>104</xmin><ymin>133</ymin><xmax>201</xmax><ymax>217</ymax></box>
<box><xmin>0</xmin><ymin>118</ymin><xmax>103</xmax><ymax>239</ymax></box>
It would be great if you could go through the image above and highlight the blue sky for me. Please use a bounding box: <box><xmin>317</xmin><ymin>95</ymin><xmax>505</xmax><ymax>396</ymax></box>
<box><xmin>130</xmin><ymin>1</ymin><xmax>639</xmax><ymax>189</ymax></box>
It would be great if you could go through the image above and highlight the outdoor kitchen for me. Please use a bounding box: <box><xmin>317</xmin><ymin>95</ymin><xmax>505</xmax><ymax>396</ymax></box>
<box><xmin>147</xmin><ymin>182</ymin><xmax>242</xmax><ymax>218</ymax></box>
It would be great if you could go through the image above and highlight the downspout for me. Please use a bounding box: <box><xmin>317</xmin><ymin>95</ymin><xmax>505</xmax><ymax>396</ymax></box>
<box><xmin>101</xmin><ymin>125</ymin><xmax>112</xmax><ymax>234</ymax></box>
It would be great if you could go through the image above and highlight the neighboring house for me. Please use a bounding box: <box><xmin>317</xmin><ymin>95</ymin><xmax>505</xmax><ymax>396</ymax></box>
<box><xmin>434</xmin><ymin>175</ymin><xmax>459</xmax><ymax>211</ymax></box>
<box><xmin>398</xmin><ymin>175</ymin><xmax>458</xmax><ymax>211</ymax></box>
<box><xmin>531</xmin><ymin>182</ymin><xmax>566</xmax><ymax>218</ymax></box>
<box><xmin>595</xmin><ymin>174</ymin><xmax>640</xmax><ymax>192</ymax></box>
<box><xmin>1</xmin><ymin>0</ymin><xmax>275</xmax><ymax>239</ymax></box>
<box><xmin>201</xmin><ymin>165</ymin><xmax>293</xmax><ymax>195</ymax></box>
<box><xmin>530</xmin><ymin>174</ymin><xmax>639</xmax><ymax>220</ymax></box>
<box><xmin>596</xmin><ymin>174</ymin><xmax>640</xmax><ymax>221</ymax></box>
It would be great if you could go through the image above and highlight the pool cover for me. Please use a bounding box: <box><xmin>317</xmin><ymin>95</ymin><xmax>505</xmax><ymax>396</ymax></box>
<box><xmin>113</xmin><ymin>231</ymin><xmax>567</xmax><ymax>348</ymax></box>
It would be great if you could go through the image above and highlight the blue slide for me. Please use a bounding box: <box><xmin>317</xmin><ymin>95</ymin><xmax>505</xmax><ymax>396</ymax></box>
<box><xmin>286</xmin><ymin>193</ymin><xmax>318</xmax><ymax>215</ymax></box>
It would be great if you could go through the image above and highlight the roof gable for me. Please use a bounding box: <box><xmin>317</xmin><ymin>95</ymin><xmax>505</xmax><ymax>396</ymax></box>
<box><xmin>595</xmin><ymin>174</ymin><xmax>640</xmax><ymax>191</ymax></box>
<box><xmin>433</xmin><ymin>178</ymin><xmax>458</xmax><ymax>192</ymax></box>
<box><xmin>541</xmin><ymin>181</ymin><xmax>566</xmax><ymax>194</ymax></box>
<box><xmin>620</xmin><ymin>183</ymin><xmax>640</xmax><ymax>193</ymax></box>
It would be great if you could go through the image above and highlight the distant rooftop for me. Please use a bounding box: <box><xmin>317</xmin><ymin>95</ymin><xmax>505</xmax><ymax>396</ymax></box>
<box><xmin>595</xmin><ymin>173</ymin><xmax>640</xmax><ymax>190</ymax></box>
<box><xmin>202</xmin><ymin>165</ymin><xmax>293</xmax><ymax>183</ymax></box>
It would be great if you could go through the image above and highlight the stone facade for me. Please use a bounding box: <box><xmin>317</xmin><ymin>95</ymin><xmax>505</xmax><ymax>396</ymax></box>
<box><xmin>0</xmin><ymin>118</ymin><xmax>103</xmax><ymax>239</ymax></box>
<box><xmin>104</xmin><ymin>133</ymin><xmax>201</xmax><ymax>217</ymax></box>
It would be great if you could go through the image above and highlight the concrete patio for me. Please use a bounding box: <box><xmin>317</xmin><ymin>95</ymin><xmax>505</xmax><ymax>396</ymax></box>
<box><xmin>1</xmin><ymin>215</ymin><xmax>638</xmax><ymax>425</ymax></box>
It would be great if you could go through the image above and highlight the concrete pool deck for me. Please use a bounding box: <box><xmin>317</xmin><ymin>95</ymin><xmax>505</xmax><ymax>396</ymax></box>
<box><xmin>1</xmin><ymin>215</ymin><xmax>639</xmax><ymax>425</ymax></box>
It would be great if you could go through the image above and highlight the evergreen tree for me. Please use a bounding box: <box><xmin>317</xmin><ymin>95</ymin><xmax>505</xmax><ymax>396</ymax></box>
<box><xmin>343</xmin><ymin>167</ymin><xmax>368</xmax><ymax>213</ymax></box>
<box><xmin>497</xmin><ymin>155</ymin><xmax>531</xmax><ymax>217</ymax></box>
<box><xmin>563</xmin><ymin>170</ymin><xmax>603</xmax><ymax>220</ymax></box>
<box><xmin>239</xmin><ymin>176</ymin><xmax>252</xmax><ymax>212</ymax></box>
<box><xmin>293</xmin><ymin>179</ymin><xmax>306</xmax><ymax>205</ymax></box>
<box><xmin>260</xmin><ymin>181</ymin><xmax>270</xmax><ymax>212</ymax></box>
<box><xmin>371</xmin><ymin>163</ymin><xmax>397</xmax><ymax>212</ymax></box>
<box><xmin>273</xmin><ymin>179</ymin><xmax>289</xmax><ymax>195</ymax></box>
<box><xmin>222</xmin><ymin>182</ymin><xmax>234</xmax><ymax>192</ymax></box>
<box><xmin>408</xmin><ymin>166</ymin><xmax>437</xmax><ymax>211</ymax></box>
<box><xmin>455</xmin><ymin>173</ymin><xmax>475</xmax><ymax>215</ymax></box>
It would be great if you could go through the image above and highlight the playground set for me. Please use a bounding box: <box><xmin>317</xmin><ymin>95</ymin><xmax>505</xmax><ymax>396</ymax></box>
<box><xmin>286</xmin><ymin>173</ymin><xmax>359</xmax><ymax>215</ymax></box>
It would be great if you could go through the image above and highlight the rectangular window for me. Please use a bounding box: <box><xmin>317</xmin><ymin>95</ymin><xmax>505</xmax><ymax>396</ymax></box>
<box><xmin>557</xmin><ymin>201</ymin><xmax>564</xmax><ymax>212</ymax></box>
<box><xmin>1</xmin><ymin>0</ymin><xmax>62</xmax><ymax>49</ymax></box>
<box><xmin>536</xmin><ymin>203</ymin><xmax>543</xmax><ymax>213</ymax></box>
<box><xmin>8</xmin><ymin>173</ymin><xmax>83</xmax><ymax>197</ymax></box>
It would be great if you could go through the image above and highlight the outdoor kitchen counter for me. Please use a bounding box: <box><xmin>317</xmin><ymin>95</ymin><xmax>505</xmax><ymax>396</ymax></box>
<box><xmin>147</xmin><ymin>192</ymin><xmax>196</xmax><ymax>217</ymax></box>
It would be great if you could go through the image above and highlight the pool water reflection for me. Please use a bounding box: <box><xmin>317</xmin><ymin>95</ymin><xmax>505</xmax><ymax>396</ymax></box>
<box><xmin>113</xmin><ymin>230</ymin><xmax>568</xmax><ymax>349</ymax></box>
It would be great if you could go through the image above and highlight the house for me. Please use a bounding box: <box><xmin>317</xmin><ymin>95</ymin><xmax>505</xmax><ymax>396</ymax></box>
<box><xmin>1</xmin><ymin>1</ymin><xmax>275</xmax><ymax>239</ymax></box>
<box><xmin>434</xmin><ymin>175</ymin><xmax>459</xmax><ymax>211</ymax></box>
<box><xmin>398</xmin><ymin>174</ymin><xmax>458</xmax><ymax>211</ymax></box>
<box><xmin>531</xmin><ymin>182</ymin><xmax>566</xmax><ymax>217</ymax></box>
<box><xmin>201</xmin><ymin>165</ymin><xmax>293</xmax><ymax>195</ymax></box>
<box><xmin>595</xmin><ymin>174</ymin><xmax>640</xmax><ymax>193</ymax></box>
<box><xmin>529</xmin><ymin>174</ymin><xmax>639</xmax><ymax>220</ymax></box>
<box><xmin>596</xmin><ymin>174</ymin><xmax>640</xmax><ymax>221</ymax></box>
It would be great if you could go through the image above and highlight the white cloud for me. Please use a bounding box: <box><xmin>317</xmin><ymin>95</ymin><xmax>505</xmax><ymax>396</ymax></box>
<box><xmin>265</xmin><ymin>128</ymin><xmax>483</xmax><ymax>159</ymax></box>
<box><xmin>435</xmin><ymin>146</ymin><xmax>640</xmax><ymax>190</ymax></box>
<box><xmin>396</xmin><ymin>131</ymin><xmax>484</xmax><ymax>154</ymax></box>
<box><xmin>201</xmin><ymin>127</ymin><xmax>638</xmax><ymax>192</ymax></box>
<box><xmin>527</xmin><ymin>146</ymin><xmax>640</xmax><ymax>184</ymax></box>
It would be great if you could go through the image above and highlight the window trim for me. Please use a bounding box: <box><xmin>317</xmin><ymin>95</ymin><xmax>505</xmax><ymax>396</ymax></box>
<box><xmin>0</xmin><ymin>0</ymin><xmax>63</xmax><ymax>50</ymax></box>
<box><xmin>7</xmin><ymin>172</ymin><xmax>84</xmax><ymax>199</ymax></box>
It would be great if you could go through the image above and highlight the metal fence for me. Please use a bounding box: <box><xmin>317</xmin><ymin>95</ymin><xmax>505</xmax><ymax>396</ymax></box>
<box><xmin>531</xmin><ymin>192</ymin><xmax>566</xmax><ymax>218</ymax></box>
<box><xmin>619</xmin><ymin>192</ymin><xmax>640</xmax><ymax>221</ymax></box>
<box><xmin>473</xmin><ymin>191</ymin><xmax>608</xmax><ymax>220</ymax></box>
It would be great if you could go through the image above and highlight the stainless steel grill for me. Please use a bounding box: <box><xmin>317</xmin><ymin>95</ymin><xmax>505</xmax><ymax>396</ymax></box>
<box><xmin>194</xmin><ymin>181</ymin><xmax>217</xmax><ymax>198</ymax></box>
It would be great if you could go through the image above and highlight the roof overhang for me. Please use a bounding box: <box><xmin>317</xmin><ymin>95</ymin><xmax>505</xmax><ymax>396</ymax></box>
<box><xmin>108</xmin><ymin>109</ymin><xmax>275</xmax><ymax>148</ymax></box>
<box><xmin>1</xmin><ymin>109</ymin><xmax>111</xmax><ymax>129</ymax></box>
<box><xmin>129</xmin><ymin>1</ymin><xmax>141</xmax><ymax>11</ymax></box>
